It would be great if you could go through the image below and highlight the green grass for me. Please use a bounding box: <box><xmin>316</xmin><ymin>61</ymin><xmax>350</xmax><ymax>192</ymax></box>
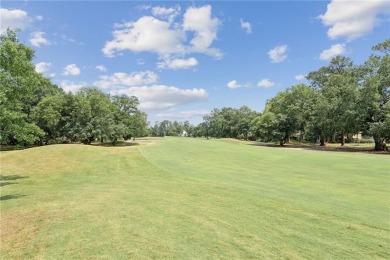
<box><xmin>1</xmin><ymin>137</ymin><xmax>389</xmax><ymax>259</ymax></box>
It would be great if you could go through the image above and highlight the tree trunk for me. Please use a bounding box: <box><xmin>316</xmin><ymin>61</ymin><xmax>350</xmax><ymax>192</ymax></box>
<box><xmin>341</xmin><ymin>132</ymin><xmax>345</xmax><ymax>146</ymax></box>
<box><xmin>320</xmin><ymin>136</ymin><xmax>325</xmax><ymax>146</ymax></box>
<box><xmin>374</xmin><ymin>137</ymin><xmax>385</xmax><ymax>151</ymax></box>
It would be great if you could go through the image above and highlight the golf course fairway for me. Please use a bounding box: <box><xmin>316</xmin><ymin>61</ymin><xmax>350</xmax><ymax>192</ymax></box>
<box><xmin>1</xmin><ymin>137</ymin><xmax>389</xmax><ymax>259</ymax></box>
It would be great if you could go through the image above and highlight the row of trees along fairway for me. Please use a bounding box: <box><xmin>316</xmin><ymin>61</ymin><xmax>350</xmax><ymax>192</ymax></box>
<box><xmin>196</xmin><ymin>39</ymin><xmax>389</xmax><ymax>151</ymax></box>
<box><xmin>0</xmin><ymin>29</ymin><xmax>148</xmax><ymax>146</ymax></box>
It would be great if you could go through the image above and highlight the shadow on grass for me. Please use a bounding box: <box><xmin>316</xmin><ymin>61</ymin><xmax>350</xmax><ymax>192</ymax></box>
<box><xmin>0</xmin><ymin>194</ymin><xmax>26</xmax><ymax>201</ymax></box>
<box><xmin>91</xmin><ymin>141</ymin><xmax>140</xmax><ymax>147</ymax></box>
<box><xmin>0</xmin><ymin>175</ymin><xmax>28</xmax><ymax>181</ymax></box>
<box><xmin>0</xmin><ymin>182</ymin><xmax>16</xmax><ymax>187</ymax></box>
<box><xmin>247</xmin><ymin>142</ymin><xmax>389</xmax><ymax>154</ymax></box>
<box><xmin>0</xmin><ymin>175</ymin><xmax>28</xmax><ymax>201</ymax></box>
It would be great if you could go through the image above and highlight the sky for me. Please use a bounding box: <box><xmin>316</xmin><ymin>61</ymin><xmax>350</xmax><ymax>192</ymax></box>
<box><xmin>1</xmin><ymin>0</ymin><xmax>389</xmax><ymax>124</ymax></box>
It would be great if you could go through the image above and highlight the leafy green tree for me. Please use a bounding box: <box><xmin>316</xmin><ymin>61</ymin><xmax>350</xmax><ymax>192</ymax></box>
<box><xmin>358</xmin><ymin>39</ymin><xmax>390</xmax><ymax>150</ymax></box>
<box><xmin>251</xmin><ymin>84</ymin><xmax>319</xmax><ymax>145</ymax></box>
<box><xmin>254</xmin><ymin>111</ymin><xmax>287</xmax><ymax>145</ymax></box>
<box><xmin>201</xmin><ymin>106</ymin><xmax>258</xmax><ymax>139</ymax></box>
<box><xmin>0</xmin><ymin>29</ymin><xmax>59</xmax><ymax>145</ymax></box>
<box><xmin>307</xmin><ymin>56</ymin><xmax>359</xmax><ymax>145</ymax></box>
<box><xmin>32</xmin><ymin>93</ymin><xmax>68</xmax><ymax>143</ymax></box>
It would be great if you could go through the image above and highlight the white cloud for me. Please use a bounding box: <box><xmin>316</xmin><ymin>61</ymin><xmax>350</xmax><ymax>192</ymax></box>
<box><xmin>94</xmin><ymin>71</ymin><xmax>158</xmax><ymax>89</ymax></box>
<box><xmin>152</xmin><ymin>6</ymin><xmax>181</xmax><ymax>23</ymax></box>
<box><xmin>157</xmin><ymin>109</ymin><xmax>210</xmax><ymax>120</ymax></box>
<box><xmin>227</xmin><ymin>80</ymin><xmax>244</xmax><ymax>89</ymax></box>
<box><xmin>29</xmin><ymin>31</ymin><xmax>51</xmax><ymax>47</ymax></box>
<box><xmin>268</xmin><ymin>45</ymin><xmax>288</xmax><ymax>63</ymax></box>
<box><xmin>295</xmin><ymin>74</ymin><xmax>305</xmax><ymax>81</ymax></box>
<box><xmin>257</xmin><ymin>79</ymin><xmax>275</xmax><ymax>88</ymax></box>
<box><xmin>183</xmin><ymin>5</ymin><xmax>222</xmax><ymax>58</ymax></box>
<box><xmin>0</xmin><ymin>8</ymin><xmax>30</xmax><ymax>34</ymax></box>
<box><xmin>240</xmin><ymin>19</ymin><xmax>252</xmax><ymax>34</ymax></box>
<box><xmin>319</xmin><ymin>0</ymin><xmax>390</xmax><ymax>41</ymax></box>
<box><xmin>157</xmin><ymin>57</ymin><xmax>198</xmax><ymax>70</ymax></box>
<box><xmin>112</xmin><ymin>85</ymin><xmax>208</xmax><ymax>111</ymax></box>
<box><xmin>102</xmin><ymin>16</ymin><xmax>185</xmax><ymax>57</ymax></box>
<box><xmin>319</xmin><ymin>43</ymin><xmax>346</xmax><ymax>60</ymax></box>
<box><xmin>35</xmin><ymin>62</ymin><xmax>51</xmax><ymax>74</ymax></box>
<box><xmin>103</xmin><ymin>5</ymin><xmax>222</xmax><ymax>59</ymax></box>
<box><xmin>35</xmin><ymin>15</ymin><xmax>44</xmax><ymax>21</ymax></box>
<box><xmin>63</xmin><ymin>64</ymin><xmax>81</xmax><ymax>76</ymax></box>
<box><xmin>95</xmin><ymin>65</ymin><xmax>107</xmax><ymax>72</ymax></box>
<box><xmin>59</xmin><ymin>80</ymin><xmax>87</xmax><ymax>93</ymax></box>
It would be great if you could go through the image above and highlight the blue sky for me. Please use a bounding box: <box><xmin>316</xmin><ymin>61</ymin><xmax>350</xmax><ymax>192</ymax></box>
<box><xmin>1</xmin><ymin>1</ymin><xmax>389</xmax><ymax>124</ymax></box>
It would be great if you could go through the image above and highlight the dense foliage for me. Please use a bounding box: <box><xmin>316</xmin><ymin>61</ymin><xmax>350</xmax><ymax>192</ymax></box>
<box><xmin>0</xmin><ymin>29</ymin><xmax>148</xmax><ymax>146</ymax></box>
<box><xmin>194</xmin><ymin>106</ymin><xmax>259</xmax><ymax>140</ymax></box>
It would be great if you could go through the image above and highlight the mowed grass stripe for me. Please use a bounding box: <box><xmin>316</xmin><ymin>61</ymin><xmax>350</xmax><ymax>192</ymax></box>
<box><xmin>1</xmin><ymin>138</ymin><xmax>389</xmax><ymax>259</ymax></box>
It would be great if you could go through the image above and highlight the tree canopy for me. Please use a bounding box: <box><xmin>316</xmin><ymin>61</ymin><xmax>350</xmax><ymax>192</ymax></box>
<box><xmin>0</xmin><ymin>29</ymin><xmax>148</xmax><ymax>146</ymax></box>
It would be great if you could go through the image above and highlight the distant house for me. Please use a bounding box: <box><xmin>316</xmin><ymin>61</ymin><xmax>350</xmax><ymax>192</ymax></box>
<box><xmin>180</xmin><ymin>130</ymin><xmax>188</xmax><ymax>137</ymax></box>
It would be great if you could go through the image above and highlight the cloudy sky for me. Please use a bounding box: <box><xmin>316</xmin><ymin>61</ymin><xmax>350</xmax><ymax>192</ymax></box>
<box><xmin>1</xmin><ymin>0</ymin><xmax>389</xmax><ymax>124</ymax></box>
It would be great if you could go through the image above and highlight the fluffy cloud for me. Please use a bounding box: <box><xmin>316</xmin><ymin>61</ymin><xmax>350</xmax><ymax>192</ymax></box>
<box><xmin>157</xmin><ymin>57</ymin><xmax>198</xmax><ymax>70</ymax></box>
<box><xmin>94</xmin><ymin>71</ymin><xmax>158</xmax><ymax>89</ymax></box>
<box><xmin>103</xmin><ymin>5</ymin><xmax>221</xmax><ymax>59</ymax></box>
<box><xmin>183</xmin><ymin>5</ymin><xmax>222</xmax><ymax>58</ymax></box>
<box><xmin>59</xmin><ymin>80</ymin><xmax>87</xmax><ymax>93</ymax></box>
<box><xmin>319</xmin><ymin>0</ymin><xmax>390</xmax><ymax>41</ymax></box>
<box><xmin>295</xmin><ymin>74</ymin><xmax>305</xmax><ymax>81</ymax></box>
<box><xmin>319</xmin><ymin>43</ymin><xmax>346</xmax><ymax>60</ymax></box>
<box><xmin>0</xmin><ymin>8</ymin><xmax>29</xmax><ymax>34</ymax></box>
<box><xmin>94</xmin><ymin>70</ymin><xmax>207</xmax><ymax>111</ymax></box>
<box><xmin>227</xmin><ymin>80</ymin><xmax>245</xmax><ymax>89</ymax></box>
<box><xmin>63</xmin><ymin>64</ymin><xmax>81</xmax><ymax>76</ymax></box>
<box><xmin>95</xmin><ymin>65</ymin><xmax>107</xmax><ymax>72</ymax></box>
<box><xmin>257</xmin><ymin>79</ymin><xmax>275</xmax><ymax>88</ymax></box>
<box><xmin>103</xmin><ymin>16</ymin><xmax>185</xmax><ymax>57</ymax></box>
<box><xmin>35</xmin><ymin>62</ymin><xmax>51</xmax><ymax>74</ymax></box>
<box><xmin>157</xmin><ymin>109</ymin><xmax>210</xmax><ymax>120</ymax></box>
<box><xmin>240</xmin><ymin>19</ymin><xmax>252</xmax><ymax>34</ymax></box>
<box><xmin>29</xmin><ymin>32</ymin><xmax>51</xmax><ymax>47</ymax></box>
<box><xmin>268</xmin><ymin>45</ymin><xmax>288</xmax><ymax>63</ymax></box>
<box><xmin>112</xmin><ymin>85</ymin><xmax>208</xmax><ymax>111</ymax></box>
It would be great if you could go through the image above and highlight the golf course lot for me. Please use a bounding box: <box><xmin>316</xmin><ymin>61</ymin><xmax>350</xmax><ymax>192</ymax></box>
<box><xmin>1</xmin><ymin>137</ymin><xmax>389</xmax><ymax>259</ymax></box>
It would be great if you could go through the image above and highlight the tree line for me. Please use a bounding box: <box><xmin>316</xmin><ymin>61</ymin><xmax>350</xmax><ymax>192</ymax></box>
<box><xmin>1</xmin><ymin>29</ymin><xmax>388</xmax><ymax>151</ymax></box>
<box><xmin>0</xmin><ymin>29</ymin><xmax>148</xmax><ymax>146</ymax></box>
<box><xmin>194</xmin><ymin>39</ymin><xmax>389</xmax><ymax>151</ymax></box>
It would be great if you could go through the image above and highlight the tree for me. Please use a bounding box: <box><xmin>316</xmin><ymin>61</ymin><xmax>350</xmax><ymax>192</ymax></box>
<box><xmin>200</xmin><ymin>106</ymin><xmax>258</xmax><ymax>139</ymax></box>
<box><xmin>251</xmin><ymin>84</ymin><xmax>319</xmax><ymax>145</ymax></box>
<box><xmin>253</xmin><ymin>111</ymin><xmax>287</xmax><ymax>145</ymax></box>
<box><xmin>0</xmin><ymin>29</ymin><xmax>59</xmax><ymax>145</ymax></box>
<box><xmin>32</xmin><ymin>93</ymin><xmax>68</xmax><ymax>143</ymax></box>
<box><xmin>307</xmin><ymin>56</ymin><xmax>359</xmax><ymax>146</ymax></box>
<box><xmin>358</xmin><ymin>39</ymin><xmax>390</xmax><ymax>150</ymax></box>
